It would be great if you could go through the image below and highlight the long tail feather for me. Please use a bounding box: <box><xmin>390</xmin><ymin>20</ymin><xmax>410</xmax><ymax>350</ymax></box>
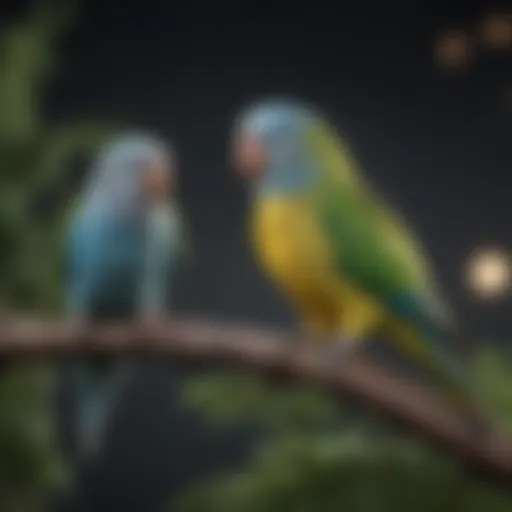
<box><xmin>71</xmin><ymin>362</ymin><xmax>114</xmax><ymax>462</ymax></box>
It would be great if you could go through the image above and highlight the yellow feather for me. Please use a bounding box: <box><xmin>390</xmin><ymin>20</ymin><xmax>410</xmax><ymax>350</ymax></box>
<box><xmin>251</xmin><ymin>195</ymin><xmax>468</xmax><ymax>410</ymax></box>
<box><xmin>251</xmin><ymin>194</ymin><xmax>384</xmax><ymax>341</ymax></box>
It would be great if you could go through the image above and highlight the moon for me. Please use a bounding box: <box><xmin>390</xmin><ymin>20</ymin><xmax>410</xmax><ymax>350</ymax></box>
<box><xmin>466</xmin><ymin>247</ymin><xmax>511</xmax><ymax>298</ymax></box>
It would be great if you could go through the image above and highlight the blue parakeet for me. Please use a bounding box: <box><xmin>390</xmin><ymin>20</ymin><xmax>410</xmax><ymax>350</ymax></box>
<box><xmin>61</xmin><ymin>132</ymin><xmax>186</xmax><ymax>463</ymax></box>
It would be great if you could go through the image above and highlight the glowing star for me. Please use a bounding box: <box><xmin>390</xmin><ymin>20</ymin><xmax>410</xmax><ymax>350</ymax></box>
<box><xmin>466</xmin><ymin>247</ymin><xmax>511</xmax><ymax>298</ymax></box>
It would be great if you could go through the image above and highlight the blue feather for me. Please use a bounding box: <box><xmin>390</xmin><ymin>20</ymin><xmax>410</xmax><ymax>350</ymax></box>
<box><xmin>63</xmin><ymin>133</ymin><xmax>183</xmax><ymax>462</ymax></box>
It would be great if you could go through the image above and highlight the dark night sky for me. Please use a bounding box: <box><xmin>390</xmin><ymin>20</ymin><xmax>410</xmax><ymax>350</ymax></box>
<box><xmin>3</xmin><ymin>1</ymin><xmax>512</xmax><ymax>510</ymax></box>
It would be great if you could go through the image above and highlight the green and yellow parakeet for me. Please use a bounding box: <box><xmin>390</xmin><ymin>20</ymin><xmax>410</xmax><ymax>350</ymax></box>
<box><xmin>231</xmin><ymin>98</ymin><xmax>480</xmax><ymax>426</ymax></box>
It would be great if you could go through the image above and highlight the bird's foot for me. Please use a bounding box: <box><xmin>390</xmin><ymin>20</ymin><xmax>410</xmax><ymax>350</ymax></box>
<box><xmin>317</xmin><ymin>338</ymin><xmax>359</xmax><ymax>374</ymax></box>
<box><xmin>137</xmin><ymin>311</ymin><xmax>169</xmax><ymax>333</ymax></box>
<box><xmin>65</xmin><ymin>318</ymin><xmax>95</xmax><ymax>358</ymax></box>
<box><xmin>65</xmin><ymin>316</ymin><xmax>89</xmax><ymax>338</ymax></box>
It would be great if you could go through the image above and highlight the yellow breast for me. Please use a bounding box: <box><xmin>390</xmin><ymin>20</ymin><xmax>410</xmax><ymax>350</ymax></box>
<box><xmin>250</xmin><ymin>195</ymin><xmax>386</xmax><ymax>338</ymax></box>
<box><xmin>250</xmin><ymin>195</ymin><xmax>335</xmax><ymax>296</ymax></box>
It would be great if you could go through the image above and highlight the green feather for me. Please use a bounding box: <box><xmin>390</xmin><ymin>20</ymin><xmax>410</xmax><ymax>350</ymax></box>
<box><xmin>304</xmin><ymin>122</ymin><xmax>452</xmax><ymax>329</ymax></box>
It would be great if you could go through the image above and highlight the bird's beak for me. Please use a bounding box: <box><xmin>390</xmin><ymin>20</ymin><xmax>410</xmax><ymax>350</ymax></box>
<box><xmin>232</xmin><ymin>131</ymin><xmax>266</xmax><ymax>180</ymax></box>
<box><xmin>144</xmin><ymin>158</ymin><xmax>173</xmax><ymax>202</ymax></box>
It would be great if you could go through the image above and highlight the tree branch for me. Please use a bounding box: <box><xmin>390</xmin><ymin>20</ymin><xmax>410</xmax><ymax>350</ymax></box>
<box><xmin>0</xmin><ymin>313</ymin><xmax>511</xmax><ymax>489</ymax></box>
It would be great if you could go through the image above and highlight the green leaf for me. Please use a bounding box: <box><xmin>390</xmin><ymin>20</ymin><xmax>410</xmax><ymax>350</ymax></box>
<box><xmin>177</xmin><ymin>347</ymin><xmax>512</xmax><ymax>511</ymax></box>
<box><xmin>0</xmin><ymin>2</ymin><xmax>112</xmax><ymax>509</ymax></box>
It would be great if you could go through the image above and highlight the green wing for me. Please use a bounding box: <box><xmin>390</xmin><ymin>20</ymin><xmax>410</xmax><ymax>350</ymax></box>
<box><xmin>312</xmin><ymin>181</ymin><xmax>430</xmax><ymax>296</ymax></box>
<box><xmin>305</xmin><ymin>123</ymin><xmax>436</xmax><ymax>302</ymax></box>
<box><xmin>311</xmin><ymin>176</ymin><xmax>456</xmax><ymax>337</ymax></box>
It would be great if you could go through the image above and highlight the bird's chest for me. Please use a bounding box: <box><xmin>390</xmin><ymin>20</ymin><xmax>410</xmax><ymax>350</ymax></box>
<box><xmin>251</xmin><ymin>197</ymin><xmax>333</xmax><ymax>293</ymax></box>
<box><xmin>92</xmin><ymin>225</ymin><xmax>145</xmax><ymax>292</ymax></box>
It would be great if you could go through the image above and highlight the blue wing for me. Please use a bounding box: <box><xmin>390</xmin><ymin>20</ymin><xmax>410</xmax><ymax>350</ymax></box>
<box><xmin>137</xmin><ymin>204</ymin><xmax>184</xmax><ymax>315</ymax></box>
<box><xmin>63</xmin><ymin>209</ymin><xmax>140</xmax><ymax>462</ymax></box>
<box><xmin>66</xmin><ymin>211</ymin><xmax>101</xmax><ymax>317</ymax></box>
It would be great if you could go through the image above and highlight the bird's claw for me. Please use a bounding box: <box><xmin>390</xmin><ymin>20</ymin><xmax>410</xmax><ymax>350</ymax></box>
<box><xmin>65</xmin><ymin>317</ymin><xmax>89</xmax><ymax>339</ymax></box>
<box><xmin>138</xmin><ymin>312</ymin><xmax>168</xmax><ymax>329</ymax></box>
<box><xmin>317</xmin><ymin>340</ymin><xmax>358</xmax><ymax>374</ymax></box>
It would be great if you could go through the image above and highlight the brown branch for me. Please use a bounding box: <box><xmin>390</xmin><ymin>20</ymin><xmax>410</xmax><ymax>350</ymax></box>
<box><xmin>0</xmin><ymin>313</ymin><xmax>512</xmax><ymax>490</ymax></box>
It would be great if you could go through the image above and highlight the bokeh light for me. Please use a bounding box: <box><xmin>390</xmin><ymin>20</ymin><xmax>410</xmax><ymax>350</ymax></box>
<box><xmin>466</xmin><ymin>247</ymin><xmax>511</xmax><ymax>299</ymax></box>
<box><xmin>480</xmin><ymin>11</ymin><xmax>512</xmax><ymax>50</ymax></box>
<box><xmin>433</xmin><ymin>30</ymin><xmax>472</xmax><ymax>71</ymax></box>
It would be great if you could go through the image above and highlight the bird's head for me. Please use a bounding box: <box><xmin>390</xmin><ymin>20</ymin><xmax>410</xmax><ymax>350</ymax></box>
<box><xmin>85</xmin><ymin>132</ymin><xmax>177</xmax><ymax>214</ymax></box>
<box><xmin>231</xmin><ymin>98</ymin><xmax>319</xmax><ymax>194</ymax></box>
